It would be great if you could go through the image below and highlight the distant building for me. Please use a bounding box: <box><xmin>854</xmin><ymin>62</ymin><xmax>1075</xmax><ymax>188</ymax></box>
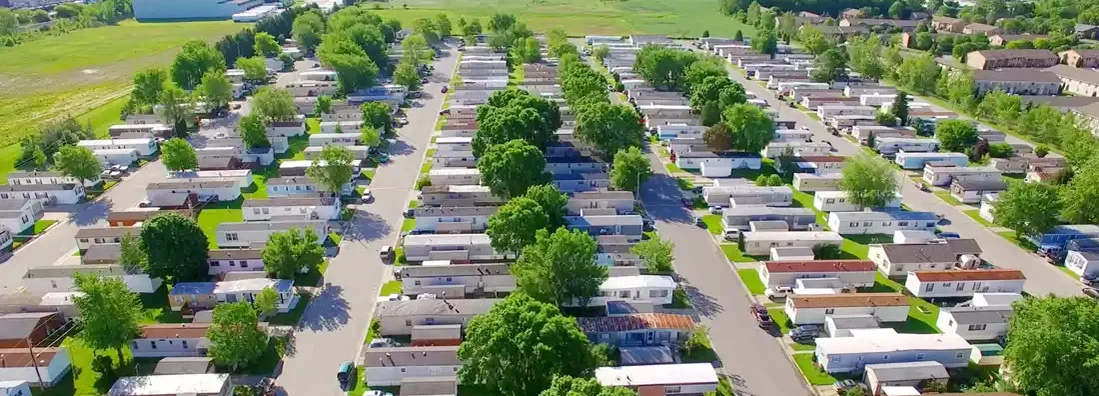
<box><xmin>132</xmin><ymin>0</ymin><xmax>265</xmax><ymax>20</ymax></box>
<box><xmin>966</xmin><ymin>49</ymin><xmax>1059</xmax><ymax>70</ymax></box>
<box><xmin>971</xmin><ymin>69</ymin><xmax>1061</xmax><ymax>95</ymax></box>
<box><xmin>1045</xmin><ymin>64</ymin><xmax>1099</xmax><ymax>97</ymax></box>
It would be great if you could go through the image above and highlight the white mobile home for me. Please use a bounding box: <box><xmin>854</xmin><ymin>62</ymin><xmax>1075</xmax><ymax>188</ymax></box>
<box><xmin>758</xmin><ymin>260</ymin><xmax>878</xmax><ymax>288</ymax></box>
<box><xmin>78</xmin><ymin>138</ymin><xmax>158</xmax><ymax>157</ymax></box>
<box><xmin>895</xmin><ymin>152</ymin><xmax>969</xmax><ymax>170</ymax></box>
<box><xmin>864</xmin><ymin>362</ymin><xmax>949</xmax><ymax>396</ymax></box>
<box><xmin>762</xmin><ymin>141</ymin><xmax>831</xmax><ymax>158</ymax></box>
<box><xmin>0</xmin><ymin>183</ymin><xmax>85</xmax><ymax>205</ymax></box>
<box><xmin>166</xmin><ymin>170</ymin><xmax>253</xmax><ymax>190</ymax></box>
<box><xmin>317</xmin><ymin>120</ymin><xmax>365</xmax><ymax>134</ymax></box>
<box><xmin>904</xmin><ymin>269</ymin><xmax>1026</xmax><ymax>298</ymax></box>
<box><xmin>792</xmin><ymin>173</ymin><xmax>843</xmax><ymax>192</ymax></box>
<box><xmin>812</xmin><ymin>191</ymin><xmax>903</xmax><ymax>213</ymax></box>
<box><xmin>595</xmin><ymin>364</ymin><xmax>719</xmax><ymax>395</ymax></box>
<box><xmin>741</xmin><ymin>231</ymin><xmax>844</xmax><ymax>255</ymax></box>
<box><xmin>935</xmin><ymin>306</ymin><xmax>1012</xmax><ymax>341</ymax></box>
<box><xmin>363</xmin><ymin>345</ymin><xmax>461</xmax><ymax>387</ymax></box>
<box><xmin>869</xmin><ymin>239</ymin><xmax>984</xmax><ymax>277</ymax></box>
<box><xmin>784</xmin><ymin>293</ymin><xmax>909</xmax><ymax>325</ymax></box>
<box><xmin>0</xmin><ymin>199</ymin><xmax>44</xmax><ymax>235</ymax></box>
<box><xmin>402</xmin><ymin>233</ymin><xmax>508</xmax><ymax>262</ymax></box>
<box><xmin>827</xmin><ymin>211</ymin><xmax>939</xmax><ymax>235</ymax></box>
<box><xmin>428</xmin><ymin>168</ymin><xmax>481</xmax><ymax>186</ymax></box>
<box><xmin>816</xmin><ymin>330</ymin><xmax>972</xmax><ymax>374</ymax></box>
<box><xmin>108</xmin><ymin>123</ymin><xmax>172</xmax><ymax>138</ymax></box>
<box><xmin>242</xmin><ymin>196</ymin><xmax>341</xmax><ymax>221</ymax></box>
<box><xmin>7</xmin><ymin>170</ymin><xmax>102</xmax><ymax>188</ymax></box>
<box><xmin>215</xmin><ymin>220</ymin><xmax>327</xmax><ymax>248</ymax></box>
<box><xmin>923</xmin><ymin>165</ymin><xmax>1002</xmax><ymax>186</ymax></box>
<box><xmin>674</xmin><ymin>152</ymin><xmax>763</xmax><ymax>176</ymax></box>
<box><xmin>92</xmin><ymin>148</ymin><xmax>139</xmax><ymax>166</ymax></box>
<box><xmin>701</xmin><ymin>185</ymin><xmax>793</xmax><ymax>207</ymax></box>
<box><xmin>585</xmin><ymin>275</ymin><xmax>676</xmax><ymax>307</ymax></box>
<box><xmin>146</xmin><ymin>180</ymin><xmax>240</xmax><ymax>202</ymax></box>
<box><xmin>874</xmin><ymin>137</ymin><xmax>940</xmax><ymax>155</ymax></box>
<box><xmin>817</xmin><ymin>105</ymin><xmax>876</xmax><ymax>119</ymax></box>
<box><xmin>23</xmin><ymin>265</ymin><xmax>162</xmax><ymax>294</ymax></box>
<box><xmin>303</xmin><ymin>145</ymin><xmax>370</xmax><ymax>160</ymax></box>
<box><xmin>412</xmin><ymin>206</ymin><xmax>497</xmax><ymax>233</ymax></box>
<box><xmin>308</xmin><ymin>133</ymin><xmax>361</xmax><ymax>146</ymax></box>
<box><xmin>824</xmin><ymin>314</ymin><xmax>882</xmax><ymax>338</ymax></box>
<box><xmin>722</xmin><ymin>206</ymin><xmax>818</xmax><ymax>231</ymax></box>
<box><xmin>397</xmin><ymin>261</ymin><xmax>515</xmax><ymax>297</ymax></box>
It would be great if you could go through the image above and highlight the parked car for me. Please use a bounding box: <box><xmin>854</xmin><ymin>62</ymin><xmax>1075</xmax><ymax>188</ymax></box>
<box><xmin>749</xmin><ymin>303</ymin><xmax>773</xmax><ymax>328</ymax></box>
<box><xmin>441</xmin><ymin>86</ymin><xmax>449</xmax><ymax>93</ymax></box>
<box><xmin>937</xmin><ymin>231</ymin><xmax>961</xmax><ymax>239</ymax></box>
<box><xmin>765</xmin><ymin>286</ymin><xmax>794</xmax><ymax>300</ymax></box>
<box><xmin>379</xmin><ymin>245</ymin><xmax>394</xmax><ymax>263</ymax></box>
<box><xmin>403</xmin><ymin>208</ymin><xmax>416</xmax><ymax>218</ymax></box>
<box><xmin>694</xmin><ymin>216</ymin><xmax>706</xmax><ymax>228</ymax></box>
<box><xmin>708</xmin><ymin>206</ymin><xmax>723</xmax><ymax>214</ymax></box>
<box><xmin>787</xmin><ymin>325</ymin><xmax>820</xmax><ymax>342</ymax></box>
<box><xmin>336</xmin><ymin>362</ymin><xmax>355</xmax><ymax>386</ymax></box>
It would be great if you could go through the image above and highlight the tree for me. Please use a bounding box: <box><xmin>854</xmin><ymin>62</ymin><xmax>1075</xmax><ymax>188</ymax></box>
<box><xmin>515</xmin><ymin>227</ymin><xmax>605</xmax><ymax>305</ymax></box>
<box><xmin>140</xmin><ymin>212</ymin><xmax>209</xmax><ymax>283</ymax></box>
<box><xmin>751</xmin><ymin>29</ymin><xmax>778</xmax><ymax>56</ymax></box>
<box><xmin>704</xmin><ymin>123</ymin><xmax>733</xmax><ymax>151</ymax></box>
<box><xmin>317</xmin><ymin>36</ymin><xmax>379</xmax><ymax>93</ymax></box>
<box><xmin>682</xmin><ymin>325</ymin><xmax>710</xmax><ymax>356</ymax></box>
<box><xmin>252</xmin><ymin>87</ymin><xmax>297</xmax><ymax>123</ymax></box>
<box><xmin>253</xmin><ymin>32</ymin><xmax>281</xmax><ymax>57</ymax></box>
<box><xmin>593</xmin><ymin>45</ymin><xmax>610</xmax><ymax>62</ymax></box>
<box><xmin>890</xmin><ymin>92</ymin><xmax>909</xmax><ymax>125</ymax></box>
<box><xmin>888</xmin><ymin>0</ymin><xmax>906</xmax><ymax>18</ymax></box>
<box><xmin>840</xmin><ymin>154</ymin><xmax>900</xmax><ymax>210</ymax></box>
<box><xmin>253</xmin><ymin>287</ymin><xmax>278</xmax><ymax>318</ymax></box>
<box><xmin>306</xmin><ymin>145</ymin><xmax>355</xmax><ymax>194</ymax></box>
<box><xmin>262</xmin><ymin>228</ymin><xmax>325</xmax><ymax>278</ymax></box>
<box><xmin>171</xmin><ymin>40</ymin><xmax>226</xmax><ymax>90</ymax></box>
<box><xmin>132</xmin><ymin>68</ymin><xmax>168</xmax><ymax>109</ymax></box>
<box><xmin>610</xmin><ymin>147</ymin><xmax>653</xmax><ymax>193</ymax></box>
<box><xmin>575</xmin><ymin>103</ymin><xmax>644</xmax><ymax>160</ymax></box>
<box><xmin>292</xmin><ymin>12</ymin><xmax>325</xmax><ymax>53</ymax></box>
<box><xmin>875</xmin><ymin>111</ymin><xmax>898</xmax><ymax>126</ymax></box>
<box><xmin>524</xmin><ymin>184</ymin><xmax>568</xmax><ymax>230</ymax></box>
<box><xmin>473</xmin><ymin>91</ymin><xmax>560</xmax><ymax>155</ymax></box>
<box><xmin>314</xmin><ymin>95</ymin><xmax>333</xmax><ymax>117</ymax></box>
<box><xmin>157</xmin><ymin>86</ymin><xmax>192</xmax><ymax>136</ymax></box>
<box><xmin>435</xmin><ymin>13</ymin><xmax>452</xmax><ymax>38</ymax></box>
<box><xmin>1034</xmin><ymin>144</ymin><xmax>1050</xmax><ymax>158</ymax></box>
<box><xmin>487</xmin><ymin>198</ymin><xmax>549</xmax><ymax>254</ymax></box>
<box><xmin>540</xmin><ymin>376</ymin><xmax>636</xmax><ymax>396</ymax></box>
<box><xmin>1003</xmin><ymin>296</ymin><xmax>1099</xmax><ymax>396</ymax></box>
<box><xmin>721</xmin><ymin>104</ymin><xmax>775</xmax><ymax>153</ymax></box>
<box><xmin>393</xmin><ymin>60</ymin><xmax>422</xmax><ymax>91</ymax></box>
<box><xmin>515</xmin><ymin>36</ymin><xmax>542</xmax><ymax>63</ymax></box>
<box><xmin>236</xmin><ymin>113</ymin><xmax>269</xmax><ymax>150</ymax></box>
<box><xmin>734</xmin><ymin>30</ymin><xmax>744</xmax><ymax>41</ymax></box>
<box><xmin>235</xmin><ymin>56</ymin><xmax>267</xmax><ymax>81</ymax></box>
<box><xmin>701</xmin><ymin>101</ymin><xmax>721</xmax><ymax>126</ymax></box>
<box><xmin>935</xmin><ymin>119</ymin><xmax>978</xmax><ymax>152</ymax></box>
<box><xmin>478</xmin><ymin>139</ymin><xmax>550</xmax><ymax>199</ymax></box>
<box><xmin>1061</xmin><ymin>161</ymin><xmax>1099</xmax><ymax>224</ymax></box>
<box><xmin>987</xmin><ymin>143</ymin><xmax>1014</xmax><ymax>158</ymax></box>
<box><xmin>20</xmin><ymin>136</ymin><xmax>46</xmax><ymax>169</ymax></box>
<box><xmin>458</xmin><ymin>293</ymin><xmax>598</xmax><ymax>396</ymax></box>
<box><xmin>766</xmin><ymin>174</ymin><xmax>782</xmax><ymax>186</ymax></box>
<box><xmin>361</xmin><ymin>101</ymin><xmax>393</xmax><ymax>135</ymax></box>
<box><xmin>846</xmin><ymin>34</ymin><xmax>885</xmax><ymax>80</ymax></box>
<box><xmin>810</xmin><ymin>48</ymin><xmax>848</xmax><ymax>83</ymax></box>
<box><xmin>161</xmin><ymin>138</ymin><xmax>198</xmax><ymax>171</ymax></box>
<box><xmin>798</xmin><ymin>25</ymin><xmax>831</xmax><ymax>55</ymax></box>
<box><xmin>746</xmin><ymin>1</ymin><xmax>762</xmax><ymax>25</ymax></box>
<box><xmin>73</xmin><ymin>273</ymin><xmax>142</xmax><ymax>361</ymax></box>
<box><xmin>198</xmin><ymin>70</ymin><xmax>234</xmax><ymax>110</ymax></box>
<box><xmin>401</xmin><ymin>33</ymin><xmax>433</xmax><ymax>66</ymax></box>
<box><xmin>631</xmin><ymin>237</ymin><xmax>674</xmax><ymax>273</ymax></box>
<box><xmin>896</xmin><ymin>52</ymin><xmax>940</xmax><ymax>94</ymax></box>
<box><xmin>119</xmin><ymin>232</ymin><xmax>146</xmax><ymax>275</ymax></box>
<box><xmin>53</xmin><ymin>146</ymin><xmax>102</xmax><ymax>189</ymax></box>
<box><xmin>207</xmin><ymin>302</ymin><xmax>268</xmax><ymax>372</ymax></box>
<box><xmin>994</xmin><ymin>182</ymin><xmax>1061</xmax><ymax>238</ymax></box>
<box><xmin>360</xmin><ymin>125</ymin><xmax>382</xmax><ymax>147</ymax></box>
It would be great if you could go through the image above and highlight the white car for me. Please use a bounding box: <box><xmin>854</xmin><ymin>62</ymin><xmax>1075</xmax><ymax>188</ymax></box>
<box><xmin>723</xmin><ymin>229</ymin><xmax>741</xmax><ymax>241</ymax></box>
<box><xmin>765</xmin><ymin>286</ymin><xmax>794</xmax><ymax>299</ymax></box>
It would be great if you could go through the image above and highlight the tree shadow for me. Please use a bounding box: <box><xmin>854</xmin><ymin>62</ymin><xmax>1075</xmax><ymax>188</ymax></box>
<box><xmin>387</xmin><ymin>139</ymin><xmax>416</xmax><ymax>156</ymax></box>
<box><xmin>639</xmin><ymin>173</ymin><xmax>692</xmax><ymax>225</ymax></box>
<box><xmin>68</xmin><ymin>199</ymin><xmax>114</xmax><ymax>226</ymax></box>
<box><xmin>679</xmin><ymin>278</ymin><xmax>724</xmax><ymax>317</ymax></box>
<box><xmin>340</xmin><ymin>210</ymin><xmax>392</xmax><ymax>243</ymax></box>
<box><xmin>297</xmin><ymin>284</ymin><xmax>351</xmax><ymax>332</ymax></box>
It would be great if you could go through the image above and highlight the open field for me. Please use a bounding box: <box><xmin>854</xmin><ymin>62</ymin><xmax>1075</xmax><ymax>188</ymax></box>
<box><xmin>0</xmin><ymin>20</ymin><xmax>243</xmax><ymax>181</ymax></box>
<box><xmin>369</xmin><ymin>0</ymin><xmax>755</xmax><ymax>37</ymax></box>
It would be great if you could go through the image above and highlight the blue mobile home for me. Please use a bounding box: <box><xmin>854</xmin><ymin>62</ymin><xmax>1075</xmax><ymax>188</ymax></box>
<box><xmin>1027</xmin><ymin>224</ymin><xmax>1099</xmax><ymax>254</ymax></box>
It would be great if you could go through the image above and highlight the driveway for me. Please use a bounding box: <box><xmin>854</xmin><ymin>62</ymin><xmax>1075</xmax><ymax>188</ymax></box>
<box><xmin>273</xmin><ymin>44</ymin><xmax>459</xmax><ymax>396</ymax></box>
<box><xmin>0</xmin><ymin>160</ymin><xmax>168</xmax><ymax>293</ymax></box>
<box><xmin>711</xmin><ymin>52</ymin><xmax>1079</xmax><ymax>297</ymax></box>
<box><xmin>640</xmin><ymin>152</ymin><xmax>814</xmax><ymax>396</ymax></box>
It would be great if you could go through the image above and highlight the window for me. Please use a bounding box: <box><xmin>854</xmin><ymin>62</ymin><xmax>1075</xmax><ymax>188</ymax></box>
<box><xmin>400</xmin><ymin>368</ymin><xmax>406</xmax><ymax>373</ymax></box>
<box><xmin>882</xmin><ymin>222</ymin><xmax>892</xmax><ymax>227</ymax></box>
<box><xmin>943</xmin><ymin>283</ymin><xmax>951</xmax><ymax>287</ymax></box>
<box><xmin>664</xmin><ymin>386</ymin><xmax>681</xmax><ymax>394</ymax></box>
<box><xmin>925</xmin><ymin>283</ymin><xmax>934</xmax><ymax>292</ymax></box>
<box><xmin>151</xmin><ymin>341</ymin><xmax>157</xmax><ymax>349</ymax></box>
<box><xmin>131</xmin><ymin>341</ymin><xmax>138</xmax><ymax>349</ymax></box>
<box><xmin>826</xmin><ymin>199</ymin><xmax>835</xmax><ymax>204</ymax></box>
<box><xmin>968</xmin><ymin>324</ymin><xmax>987</xmax><ymax>331</ymax></box>
<box><xmin>226</xmin><ymin>233</ymin><xmax>239</xmax><ymax>241</ymax></box>
<box><xmin>182</xmin><ymin>340</ymin><xmax>189</xmax><ymax>348</ymax></box>
<box><xmin>916</xmin><ymin>353</ymin><xmax>925</xmax><ymax>361</ymax></box>
<box><xmin>955</xmin><ymin>352</ymin><xmax>965</xmax><ymax>359</ymax></box>
<box><xmin>405</xmin><ymin>320</ymin><xmax>412</xmax><ymax>326</ymax></box>
<box><xmin>927</xmin><ymin>222</ymin><xmax>936</xmax><ymax>227</ymax></box>
<box><xmin>414</xmin><ymin>280</ymin><xmax>422</xmax><ymax>286</ymax></box>
<box><xmin>898</xmin><ymin>221</ymin><xmax>909</xmax><ymax>226</ymax></box>
<box><xmin>649</xmin><ymin>289</ymin><xmax>669</xmax><ymax>298</ymax></box>
<box><xmin>253</xmin><ymin>208</ymin><xmax>261</xmax><ymax>215</ymax></box>
<box><xmin>829</xmin><ymin>356</ymin><xmax>840</xmax><ymax>363</ymax></box>
<box><xmin>849</xmin><ymin>222</ymin><xmax>858</xmax><ymax>227</ymax></box>
<box><xmin>825</xmin><ymin>308</ymin><xmax>834</xmax><ymax>314</ymax></box>
<box><xmin>882</xmin><ymin>354</ymin><xmax>888</xmax><ymax>360</ymax></box>
<box><xmin>618</xmin><ymin>290</ymin><xmax>630</xmax><ymax>298</ymax></box>
<box><xmin>241</xmin><ymin>261</ymin><xmax>249</xmax><ymax>268</ymax></box>
<box><xmin>262</xmin><ymin>208</ymin><xmax>270</xmax><ymax>214</ymax></box>
<box><xmin>210</xmin><ymin>261</ymin><xmax>220</xmax><ymax>267</ymax></box>
<box><xmin>957</xmin><ymin>283</ymin><xmax>965</xmax><ymax>291</ymax></box>
<box><xmin>862</xmin><ymin>221</ymin><xmax>872</xmax><ymax>227</ymax></box>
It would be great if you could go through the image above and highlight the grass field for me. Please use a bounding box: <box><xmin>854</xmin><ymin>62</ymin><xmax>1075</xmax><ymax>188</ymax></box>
<box><xmin>369</xmin><ymin>0</ymin><xmax>756</xmax><ymax>38</ymax></box>
<box><xmin>736</xmin><ymin>269</ymin><xmax>766</xmax><ymax>294</ymax></box>
<box><xmin>0</xmin><ymin>20</ymin><xmax>243</xmax><ymax>181</ymax></box>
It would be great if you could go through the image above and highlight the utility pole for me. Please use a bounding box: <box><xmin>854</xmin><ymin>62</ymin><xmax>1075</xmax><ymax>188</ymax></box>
<box><xmin>27</xmin><ymin>341</ymin><xmax>44</xmax><ymax>387</ymax></box>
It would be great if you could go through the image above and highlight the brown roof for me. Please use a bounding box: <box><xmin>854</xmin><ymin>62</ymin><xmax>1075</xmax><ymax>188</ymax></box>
<box><xmin>1063</xmin><ymin>49</ymin><xmax>1099</xmax><ymax>57</ymax></box>
<box><xmin>972</xmin><ymin>49</ymin><xmax>1057</xmax><ymax>60</ymax></box>
<box><xmin>575</xmin><ymin>313</ymin><xmax>695</xmax><ymax>333</ymax></box>
<box><xmin>789</xmin><ymin>293</ymin><xmax>909</xmax><ymax>308</ymax></box>
<box><xmin>763</xmin><ymin>260</ymin><xmax>876</xmax><ymax>273</ymax></box>
<box><xmin>139</xmin><ymin>323</ymin><xmax>212</xmax><ymax>339</ymax></box>
<box><xmin>972</xmin><ymin>69</ymin><xmax>1061</xmax><ymax>83</ymax></box>
<box><xmin>74</xmin><ymin>226</ymin><xmax>141</xmax><ymax>239</ymax></box>
<box><xmin>795</xmin><ymin>156</ymin><xmax>848</xmax><ymax>163</ymax></box>
<box><xmin>0</xmin><ymin>347</ymin><xmax>62</xmax><ymax>367</ymax></box>
<box><xmin>1045</xmin><ymin>64</ymin><xmax>1099</xmax><ymax>86</ymax></box>
<box><xmin>933</xmin><ymin>16</ymin><xmax>963</xmax><ymax>24</ymax></box>
<box><xmin>965</xmin><ymin>23</ymin><xmax>1000</xmax><ymax>32</ymax></box>
<box><xmin>912</xmin><ymin>269</ymin><xmax>1026</xmax><ymax>282</ymax></box>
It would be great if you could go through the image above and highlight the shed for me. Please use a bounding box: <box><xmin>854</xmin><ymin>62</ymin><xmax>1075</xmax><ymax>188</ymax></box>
<box><xmin>618</xmin><ymin>346</ymin><xmax>675</xmax><ymax>366</ymax></box>
<box><xmin>824</xmin><ymin>314</ymin><xmax>881</xmax><ymax>337</ymax></box>
<box><xmin>864</xmin><ymin>361</ymin><xmax>949</xmax><ymax>395</ymax></box>
<box><xmin>770</xmin><ymin>247</ymin><xmax>815</xmax><ymax>262</ymax></box>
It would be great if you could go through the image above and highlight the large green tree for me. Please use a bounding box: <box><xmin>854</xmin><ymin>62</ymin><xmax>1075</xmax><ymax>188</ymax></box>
<box><xmin>157</xmin><ymin>86</ymin><xmax>193</xmax><ymax>136</ymax></box>
<box><xmin>631</xmin><ymin>236</ymin><xmax>675</xmax><ymax>273</ymax></box>
<box><xmin>847</xmin><ymin>34</ymin><xmax>885</xmax><ymax>80</ymax></box>
<box><xmin>251</xmin><ymin>87</ymin><xmax>297</xmax><ymax>123</ymax></box>
<box><xmin>1004</xmin><ymin>296</ymin><xmax>1099</xmax><ymax>396</ymax></box>
<box><xmin>132</xmin><ymin>68</ymin><xmax>169</xmax><ymax>109</ymax></box>
<box><xmin>208</xmin><ymin>302</ymin><xmax>268</xmax><ymax>371</ymax></box>
<box><xmin>721</xmin><ymin>103</ymin><xmax>775</xmax><ymax>153</ymax></box>
<box><xmin>238</xmin><ymin>113</ymin><xmax>270</xmax><ymax>149</ymax></box>
<box><xmin>161</xmin><ymin>138</ymin><xmax>197</xmax><ymax>171</ymax></box>
<box><xmin>459</xmin><ymin>292</ymin><xmax>598</xmax><ymax>396</ymax></box>
<box><xmin>610</xmin><ymin>146</ymin><xmax>652</xmax><ymax>193</ymax></box>
<box><xmin>235</xmin><ymin>56</ymin><xmax>268</xmax><ymax>81</ymax></box>
<box><xmin>890</xmin><ymin>91</ymin><xmax>909</xmax><ymax>125</ymax></box>
<box><xmin>317</xmin><ymin>36</ymin><xmax>379</xmax><ymax>94</ymax></box>
<box><xmin>477</xmin><ymin>139</ymin><xmax>550</xmax><ymax>199</ymax></box>
<box><xmin>53</xmin><ymin>145</ymin><xmax>102</xmax><ymax>189</ymax></box>
<box><xmin>291</xmin><ymin>11</ymin><xmax>325</xmax><ymax>53</ymax></box>
<box><xmin>360</xmin><ymin>101</ymin><xmax>393</xmax><ymax>135</ymax></box>
<box><xmin>73</xmin><ymin>273</ymin><xmax>143</xmax><ymax>361</ymax></box>
<box><xmin>994</xmin><ymin>182</ymin><xmax>1061</xmax><ymax>238</ymax></box>
<box><xmin>840</xmin><ymin>154</ymin><xmax>900</xmax><ymax>210</ymax></box>
<box><xmin>935</xmin><ymin>119</ymin><xmax>978</xmax><ymax>153</ymax></box>
<box><xmin>575</xmin><ymin>103</ymin><xmax>644</xmax><ymax>161</ymax></box>
<box><xmin>540</xmin><ymin>376</ymin><xmax>636</xmax><ymax>396</ymax></box>
<box><xmin>140</xmin><ymin>212</ymin><xmax>209</xmax><ymax>283</ymax></box>
<box><xmin>514</xmin><ymin>228</ymin><xmax>605</xmax><ymax>306</ymax></box>
<box><xmin>810</xmin><ymin>48</ymin><xmax>848</xmax><ymax>83</ymax></box>
<box><xmin>262</xmin><ymin>228</ymin><xmax>326</xmax><ymax>279</ymax></box>
<box><xmin>1060</xmin><ymin>160</ymin><xmax>1099</xmax><ymax>224</ymax></box>
<box><xmin>198</xmin><ymin>70</ymin><xmax>234</xmax><ymax>110</ymax></box>
<box><xmin>393</xmin><ymin>60</ymin><xmax>422</xmax><ymax>91</ymax></box>
<box><xmin>486</xmin><ymin>197</ymin><xmax>549</xmax><ymax>254</ymax></box>
<box><xmin>523</xmin><ymin>184</ymin><xmax>569</xmax><ymax>230</ymax></box>
<box><xmin>170</xmin><ymin>40</ymin><xmax>226</xmax><ymax>90</ymax></box>
<box><xmin>306</xmin><ymin>145</ymin><xmax>355</xmax><ymax>195</ymax></box>
<box><xmin>253</xmin><ymin>32</ymin><xmax>281</xmax><ymax>57</ymax></box>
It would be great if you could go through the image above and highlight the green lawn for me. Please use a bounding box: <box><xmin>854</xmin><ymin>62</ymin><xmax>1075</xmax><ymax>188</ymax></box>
<box><xmin>196</xmin><ymin>199</ymin><xmax>244</xmax><ymax>249</ymax></box>
<box><xmin>269</xmin><ymin>294</ymin><xmax>311</xmax><ymax>326</ymax></box>
<box><xmin>963</xmin><ymin>209</ymin><xmax>995</xmax><ymax>227</ymax></box>
<box><xmin>295</xmin><ymin>260</ymin><xmax>329</xmax><ymax>287</ymax></box>
<box><xmin>402</xmin><ymin>218</ymin><xmax>417</xmax><ymax>232</ymax></box>
<box><xmin>791</xmin><ymin>190</ymin><xmax>827</xmax><ymax>226</ymax></box>
<box><xmin>997</xmin><ymin>231</ymin><xmax>1039</xmax><ymax>252</ymax></box>
<box><xmin>140</xmin><ymin>286</ymin><xmax>185</xmax><ymax>324</ymax></box>
<box><xmin>31</xmin><ymin>219</ymin><xmax>57</xmax><ymax>235</ymax></box>
<box><xmin>35</xmin><ymin>337</ymin><xmax>132</xmax><ymax>396</ymax></box>
<box><xmin>676</xmin><ymin>177</ymin><xmax>694</xmax><ymax>191</ymax></box>
<box><xmin>736</xmin><ymin>269</ymin><xmax>766</xmax><ymax>294</ymax></box>
<box><xmin>790</xmin><ymin>342</ymin><xmax>816</xmax><ymax>351</ymax></box>
<box><xmin>665</xmin><ymin>162</ymin><xmax>683</xmax><ymax>174</ymax></box>
<box><xmin>767</xmin><ymin>307</ymin><xmax>793</xmax><ymax>335</ymax></box>
<box><xmin>0</xmin><ymin>20</ymin><xmax>245</xmax><ymax>180</ymax></box>
<box><xmin>370</xmin><ymin>0</ymin><xmax>756</xmax><ymax>37</ymax></box>
<box><xmin>793</xmin><ymin>353</ymin><xmax>837</xmax><ymax>385</ymax></box>
<box><xmin>380</xmin><ymin>280</ymin><xmax>402</xmax><ymax>296</ymax></box>
<box><xmin>720</xmin><ymin>243</ymin><xmax>756</xmax><ymax>263</ymax></box>
<box><xmin>701</xmin><ymin>214</ymin><xmax>723</xmax><ymax>235</ymax></box>
<box><xmin>839</xmin><ymin>234</ymin><xmax>890</xmax><ymax>260</ymax></box>
<box><xmin>866</xmin><ymin>274</ymin><xmax>941</xmax><ymax>334</ymax></box>
<box><xmin>934</xmin><ymin>190</ymin><xmax>965</xmax><ymax>206</ymax></box>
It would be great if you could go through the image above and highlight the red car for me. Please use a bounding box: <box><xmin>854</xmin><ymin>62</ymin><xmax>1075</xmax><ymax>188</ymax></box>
<box><xmin>749</xmin><ymin>303</ymin><xmax>774</xmax><ymax>328</ymax></box>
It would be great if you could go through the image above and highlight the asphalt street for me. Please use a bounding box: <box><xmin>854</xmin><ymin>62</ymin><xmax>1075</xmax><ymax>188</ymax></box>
<box><xmin>711</xmin><ymin>52</ymin><xmax>1080</xmax><ymax>297</ymax></box>
<box><xmin>274</xmin><ymin>44</ymin><xmax>459</xmax><ymax>396</ymax></box>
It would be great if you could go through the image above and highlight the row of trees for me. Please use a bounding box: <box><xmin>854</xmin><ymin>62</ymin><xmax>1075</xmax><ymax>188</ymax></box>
<box><xmin>0</xmin><ymin>0</ymin><xmax>132</xmax><ymax>46</ymax></box>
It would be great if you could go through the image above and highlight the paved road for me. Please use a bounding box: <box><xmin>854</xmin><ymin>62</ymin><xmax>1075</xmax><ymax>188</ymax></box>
<box><xmin>639</xmin><ymin>153</ymin><xmax>814</xmax><ymax>396</ymax></box>
<box><xmin>711</xmin><ymin>53</ymin><xmax>1080</xmax><ymax>297</ymax></box>
<box><xmin>274</xmin><ymin>45</ymin><xmax>459</xmax><ymax>396</ymax></box>
<box><xmin>0</xmin><ymin>161</ymin><xmax>168</xmax><ymax>293</ymax></box>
